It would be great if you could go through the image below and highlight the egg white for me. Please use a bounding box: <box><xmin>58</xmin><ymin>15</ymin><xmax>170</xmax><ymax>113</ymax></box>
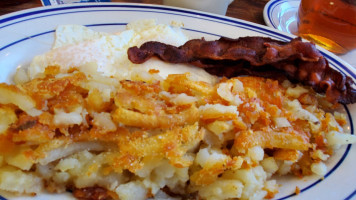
<box><xmin>28</xmin><ymin>19</ymin><xmax>217</xmax><ymax>84</ymax></box>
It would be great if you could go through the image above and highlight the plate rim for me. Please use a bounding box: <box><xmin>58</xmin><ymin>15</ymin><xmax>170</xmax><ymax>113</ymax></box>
<box><xmin>1</xmin><ymin>2</ymin><xmax>355</xmax><ymax>77</ymax></box>
<box><xmin>0</xmin><ymin>2</ymin><xmax>355</xmax><ymax>200</ymax></box>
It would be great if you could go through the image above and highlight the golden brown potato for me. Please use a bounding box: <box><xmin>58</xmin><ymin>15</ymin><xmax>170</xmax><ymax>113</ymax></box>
<box><xmin>233</xmin><ymin>129</ymin><xmax>310</xmax><ymax>151</ymax></box>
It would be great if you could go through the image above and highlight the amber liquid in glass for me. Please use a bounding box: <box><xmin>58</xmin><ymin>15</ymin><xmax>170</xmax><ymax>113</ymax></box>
<box><xmin>297</xmin><ymin>0</ymin><xmax>356</xmax><ymax>54</ymax></box>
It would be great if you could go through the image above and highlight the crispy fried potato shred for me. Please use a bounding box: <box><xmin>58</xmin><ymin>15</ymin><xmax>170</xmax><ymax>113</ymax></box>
<box><xmin>0</xmin><ymin>66</ymin><xmax>351</xmax><ymax>199</ymax></box>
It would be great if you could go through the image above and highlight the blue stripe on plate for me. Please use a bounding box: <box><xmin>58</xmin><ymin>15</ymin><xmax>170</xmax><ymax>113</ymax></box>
<box><xmin>1</xmin><ymin>4</ymin><xmax>354</xmax><ymax>79</ymax></box>
<box><xmin>41</xmin><ymin>0</ymin><xmax>112</xmax><ymax>6</ymax></box>
<box><xmin>267</xmin><ymin>0</ymin><xmax>281</xmax><ymax>28</ymax></box>
<box><xmin>345</xmin><ymin>189</ymin><xmax>356</xmax><ymax>200</ymax></box>
<box><xmin>267</xmin><ymin>0</ymin><xmax>293</xmax><ymax>29</ymax></box>
<box><xmin>277</xmin><ymin>104</ymin><xmax>354</xmax><ymax>200</ymax></box>
<box><xmin>0</xmin><ymin>9</ymin><xmax>286</xmax><ymax>42</ymax></box>
<box><xmin>0</xmin><ymin>4</ymin><xmax>355</xmax><ymax>200</ymax></box>
<box><xmin>0</xmin><ymin>23</ymin><xmax>128</xmax><ymax>52</ymax></box>
<box><xmin>0</xmin><ymin>7</ymin><xmax>289</xmax><ymax>42</ymax></box>
<box><xmin>85</xmin><ymin>23</ymin><xmax>127</xmax><ymax>27</ymax></box>
<box><xmin>0</xmin><ymin>30</ymin><xmax>54</xmax><ymax>52</ymax></box>
<box><xmin>0</xmin><ymin>23</ymin><xmax>127</xmax><ymax>51</ymax></box>
<box><xmin>342</xmin><ymin>103</ymin><xmax>356</xmax><ymax>200</ymax></box>
<box><xmin>0</xmin><ymin>4</ymin><xmax>292</xmax><ymax>40</ymax></box>
<box><xmin>183</xmin><ymin>28</ymin><xmax>228</xmax><ymax>38</ymax></box>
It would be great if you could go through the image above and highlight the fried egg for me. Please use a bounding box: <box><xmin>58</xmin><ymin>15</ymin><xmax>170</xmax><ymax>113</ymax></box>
<box><xmin>28</xmin><ymin>19</ymin><xmax>217</xmax><ymax>84</ymax></box>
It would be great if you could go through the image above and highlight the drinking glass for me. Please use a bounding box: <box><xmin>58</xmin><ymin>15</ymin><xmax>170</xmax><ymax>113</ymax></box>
<box><xmin>297</xmin><ymin>0</ymin><xmax>356</xmax><ymax>54</ymax></box>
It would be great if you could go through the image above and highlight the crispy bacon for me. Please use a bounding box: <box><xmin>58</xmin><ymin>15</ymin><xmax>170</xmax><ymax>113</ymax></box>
<box><xmin>128</xmin><ymin>37</ymin><xmax>356</xmax><ymax>104</ymax></box>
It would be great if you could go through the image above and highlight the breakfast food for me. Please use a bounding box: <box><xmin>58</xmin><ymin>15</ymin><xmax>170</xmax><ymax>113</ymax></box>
<box><xmin>127</xmin><ymin>37</ymin><xmax>356</xmax><ymax>104</ymax></box>
<box><xmin>0</xmin><ymin>19</ymin><xmax>355</xmax><ymax>200</ymax></box>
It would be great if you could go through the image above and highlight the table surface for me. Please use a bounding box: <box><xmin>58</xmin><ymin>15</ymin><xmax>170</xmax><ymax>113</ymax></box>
<box><xmin>0</xmin><ymin>0</ymin><xmax>270</xmax><ymax>25</ymax></box>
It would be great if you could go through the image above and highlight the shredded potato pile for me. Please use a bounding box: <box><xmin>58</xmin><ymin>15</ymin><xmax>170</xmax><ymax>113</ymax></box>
<box><xmin>0</xmin><ymin>64</ymin><xmax>355</xmax><ymax>200</ymax></box>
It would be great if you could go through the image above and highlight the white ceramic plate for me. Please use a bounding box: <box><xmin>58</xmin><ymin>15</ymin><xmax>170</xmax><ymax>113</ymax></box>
<box><xmin>263</xmin><ymin>0</ymin><xmax>356</xmax><ymax>69</ymax></box>
<box><xmin>0</xmin><ymin>3</ymin><xmax>356</xmax><ymax>200</ymax></box>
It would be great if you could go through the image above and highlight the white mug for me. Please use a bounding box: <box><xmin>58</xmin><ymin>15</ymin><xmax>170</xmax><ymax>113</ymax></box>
<box><xmin>163</xmin><ymin>0</ymin><xmax>234</xmax><ymax>15</ymax></box>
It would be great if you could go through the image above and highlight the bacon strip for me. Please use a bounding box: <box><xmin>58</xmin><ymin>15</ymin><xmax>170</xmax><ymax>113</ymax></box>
<box><xmin>128</xmin><ymin>37</ymin><xmax>356</xmax><ymax>104</ymax></box>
